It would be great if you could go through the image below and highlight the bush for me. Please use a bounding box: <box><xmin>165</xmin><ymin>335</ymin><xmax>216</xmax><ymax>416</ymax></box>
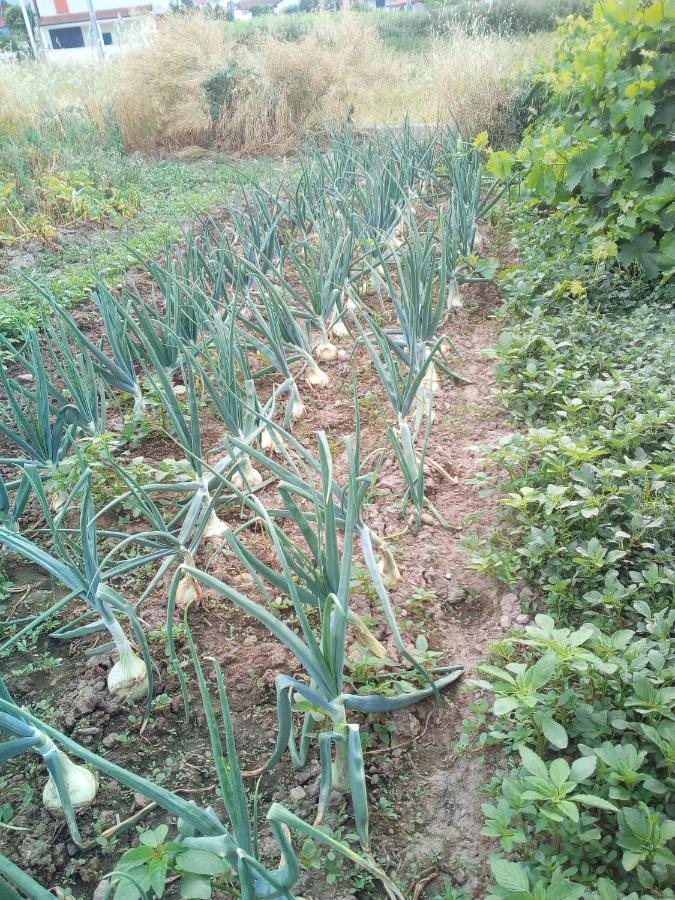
<box><xmin>489</xmin><ymin>1</ymin><xmax>675</xmax><ymax>279</ymax></box>
<box><xmin>112</xmin><ymin>12</ymin><xmax>544</xmax><ymax>152</ymax></box>
<box><xmin>464</xmin><ymin>196</ymin><xmax>675</xmax><ymax>895</ymax></box>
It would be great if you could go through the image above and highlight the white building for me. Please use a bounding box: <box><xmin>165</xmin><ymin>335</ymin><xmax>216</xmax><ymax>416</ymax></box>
<box><xmin>27</xmin><ymin>0</ymin><xmax>167</xmax><ymax>53</ymax></box>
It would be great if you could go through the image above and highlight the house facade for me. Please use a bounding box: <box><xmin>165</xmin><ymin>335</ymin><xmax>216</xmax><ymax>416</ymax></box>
<box><xmin>27</xmin><ymin>0</ymin><xmax>165</xmax><ymax>52</ymax></box>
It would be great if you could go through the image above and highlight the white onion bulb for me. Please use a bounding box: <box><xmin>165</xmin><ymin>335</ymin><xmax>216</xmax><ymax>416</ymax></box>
<box><xmin>331</xmin><ymin>319</ymin><xmax>349</xmax><ymax>339</ymax></box>
<box><xmin>448</xmin><ymin>281</ymin><xmax>464</xmax><ymax>309</ymax></box>
<box><xmin>43</xmin><ymin>753</ymin><xmax>97</xmax><ymax>813</ymax></box>
<box><xmin>231</xmin><ymin>458</ymin><xmax>263</xmax><ymax>491</ymax></box>
<box><xmin>203</xmin><ymin>510</ymin><xmax>229</xmax><ymax>542</ymax></box>
<box><xmin>305</xmin><ymin>362</ymin><xmax>330</xmax><ymax>388</ymax></box>
<box><xmin>260</xmin><ymin>427</ymin><xmax>274</xmax><ymax>451</ymax></box>
<box><xmin>107</xmin><ymin>650</ymin><xmax>148</xmax><ymax>701</ymax></box>
<box><xmin>315</xmin><ymin>338</ymin><xmax>338</xmax><ymax>363</ymax></box>
<box><xmin>290</xmin><ymin>398</ymin><xmax>305</xmax><ymax>420</ymax></box>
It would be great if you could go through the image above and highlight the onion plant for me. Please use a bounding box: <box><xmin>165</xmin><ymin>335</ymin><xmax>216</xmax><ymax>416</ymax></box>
<box><xmin>0</xmin><ymin>467</ymin><xmax>170</xmax><ymax>707</ymax></box>
<box><xmin>1</xmin><ymin>324</ymin><xmax>107</xmax><ymax>437</ymax></box>
<box><xmin>131</xmin><ymin>345</ymin><xmax>233</xmax><ymax>543</ymax></box>
<box><xmin>179</xmin><ymin>216</ymin><xmax>252</xmax><ymax>307</ymax></box>
<box><xmin>45</xmin><ymin>282</ymin><xmax>144</xmax><ymax>413</ymax></box>
<box><xmin>0</xmin><ymin>641</ymin><xmax>405</xmax><ymax>899</ymax></box>
<box><xmin>189</xmin><ymin>311</ymin><xmax>273</xmax><ymax>490</ymax></box>
<box><xmin>284</xmin><ymin>222</ymin><xmax>354</xmax><ymax>361</ymax></box>
<box><xmin>0</xmin><ymin>330</ymin><xmax>79</xmax><ymax>473</ymax></box>
<box><xmin>352</xmin><ymin>306</ymin><xmax>441</xmax><ymax>437</ymax></box>
<box><xmin>45</xmin><ymin>319</ymin><xmax>107</xmax><ymax>435</ymax></box>
<box><xmin>124</xmin><ymin>265</ymin><xmax>205</xmax><ymax>377</ymax></box>
<box><xmin>178</xmin><ymin>423</ymin><xmax>462</xmax><ymax>843</ymax></box>
<box><xmin>242</xmin><ymin>260</ymin><xmax>329</xmax><ymax>390</ymax></box>
<box><xmin>230</xmin><ymin>184</ymin><xmax>288</xmax><ymax>277</ymax></box>
<box><xmin>387</xmin><ymin>407</ymin><xmax>449</xmax><ymax>533</ymax></box>
<box><xmin>0</xmin><ymin>679</ymin><xmax>97</xmax><ymax>844</ymax></box>
<box><xmin>234</xmin><ymin>296</ymin><xmax>305</xmax><ymax>420</ymax></box>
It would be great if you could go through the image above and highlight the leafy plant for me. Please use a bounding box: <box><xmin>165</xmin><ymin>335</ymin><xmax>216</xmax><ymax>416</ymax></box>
<box><xmin>489</xmin><ymin>0</ymin><xmax>674</xmax><ymax>278</ymax></box>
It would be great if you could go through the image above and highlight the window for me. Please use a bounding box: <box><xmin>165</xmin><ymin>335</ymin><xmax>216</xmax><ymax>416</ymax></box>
<box><xmin>102</xmin><ymin>31</ymin><xmax>113</xmax><ymax>45</ymax></box>
<box><xmin>49</xmin><ymin>26</ymin><xmax>84</xmax><ymax>49</ymax></box>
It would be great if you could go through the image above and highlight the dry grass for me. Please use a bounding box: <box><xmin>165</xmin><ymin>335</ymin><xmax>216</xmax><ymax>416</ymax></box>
<box><xmin>112</xmin><ymin>14</ymin><xmax>232</xmax><ymax>150</ymax></box>
<box><xmin>0</xmin><ymin>13</ymin><xmax>555</xmax><ymax>155</ymax></box>
<box><xmin>0</xmin><ymin>60</ymin><xmax>110</xmax><ymax>130</ymax></box>
<box><xmin>221</xmin><ymin>17</ymin><xmax>388</xmax><ymax>153</ymax></box>
<box><xmin>111</xmin><ymin>12</ymin><xmax>555</xmax><ymax>154</ymax></box>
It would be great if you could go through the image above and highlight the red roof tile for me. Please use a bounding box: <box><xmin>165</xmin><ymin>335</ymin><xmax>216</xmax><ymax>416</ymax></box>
<box><xmin>39</xmin><ymin>5</ymin><xmax>151</xmax><ymax>26</ymax></box>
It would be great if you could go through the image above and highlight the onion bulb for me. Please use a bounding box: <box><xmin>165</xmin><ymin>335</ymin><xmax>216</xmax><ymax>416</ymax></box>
<box><xmin>448</xmin><ymin>281</ymin><xmax>464</xmax><ymax>309</ymax></box>
<box><xmin>305</xmin><ymin>362</ymin><xmax>330</xmax><ymax>388</ymax></box>
<box><xmin>231</xmin><ymin>457</ymin><xmax>263</xmax><ymax>492</ymax></box>
<box><xmin>43</xmin><ymin>752</ymin><xmax>97</xmax><ymax>813</ymax></box>
<box><xmin>176</xmin><ymin>572</ymin><xmax>201</xmax><ymax>609</ymax></box>
<box><xmin>260</xmin><ymin>427</ymin><xmax>283</xmax><ymax>454</ymax></box>
<box><xmin>290</xmin><ymin>397</ymin><xmax>305</xmax><ymax>420</ymax></box>
<box><xmin>107</xmin><ymin>650</ymin><xmax>148</xmax><ymax>701</ymax></box>
<box><xmin>259</xmin><ymin>427</ymin><xmax>273</xmax><ymax>451</ymax></box>
<box><xmin>331</xmin><ymin>318</ymin><xmax>349</xmax><ymax>339</ymax></box>
<box><xmin>203</xmin><ymin>509</ymin><xmax>229</xmax><ymax>542</ymax></box>
<box><xmin>377</xmin><ymin>549</ymin><xmax>401</xmax><ymax>590</ymax></box>
<box><xmin>315</xmin><ymin>337</ymin><xmax>338</xmax><ymax>363</ymax></box>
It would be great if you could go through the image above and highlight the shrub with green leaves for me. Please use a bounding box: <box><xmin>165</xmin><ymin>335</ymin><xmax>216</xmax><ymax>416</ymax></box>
<box><xmin>470</xmin><ymin>210</ymin><xmax>674</xmax><ymax>624</ymax></box>
<box><xmin>466</xmin><ymin>181</ymin><xmax>674</xmax><ymax>893</ymax></box>
<box><xmin>475</xmin><ymin>609</ymin><xmax>675</xmax><ymax>894</ymax></box>
<box><xmin>489</xmin><ymin>0</ymin><xmax>675</xmax><ymax>279</ymax></box>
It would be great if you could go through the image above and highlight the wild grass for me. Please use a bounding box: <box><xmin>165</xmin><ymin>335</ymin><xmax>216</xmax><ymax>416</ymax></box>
<box><xmin>111</xmin><ymin>14</ymin><xmax>233</xmax><ymax>150</ymax></box>
<box><xmin>110</xmin><ymin>12</ymin><xmax>555</xmax><ymax>154</ymax></box>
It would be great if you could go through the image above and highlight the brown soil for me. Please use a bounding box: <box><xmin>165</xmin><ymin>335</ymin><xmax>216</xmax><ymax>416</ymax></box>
<box><xmin>0</xmin><ymin>230</ymin><xmax>524</xmax><ymax>899</ymax></box>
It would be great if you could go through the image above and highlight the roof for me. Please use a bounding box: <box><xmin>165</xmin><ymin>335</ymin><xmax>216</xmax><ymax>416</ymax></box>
<box><xmin>39</xmin><ymin>5</ymin><xmax>152</xmax><ymax>26</ymax></box>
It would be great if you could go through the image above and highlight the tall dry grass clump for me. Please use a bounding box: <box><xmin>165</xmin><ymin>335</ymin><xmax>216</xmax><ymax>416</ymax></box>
<box><xmin>109</xmin><ymin>12</ymin><xmax>555</xmax><ymax>154</ymax></box>
<box><xmin>424</xmin><ymin>30</ymin><xmax>554</xmax><ymax>136</ymax></box>
<box><xmin>112</xmin><ymin>14</ymin><xmax>232</xmax><ymax>150</ymax></box>
<box><xmin>221</xmin><ymin>16</ymin><xmax>389</xmax><ymax>154</ymax></box>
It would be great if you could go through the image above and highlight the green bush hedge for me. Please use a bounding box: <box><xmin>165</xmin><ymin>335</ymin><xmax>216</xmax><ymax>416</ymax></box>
<box><xmin>489</xmin><ymin>0</ymin><xmax>675</xmax><ymax>280</ymax></box>
<box><xmin>465</xmin><ymin>198</ymin><xmax>675</xmax><ymax>898</ymax></box>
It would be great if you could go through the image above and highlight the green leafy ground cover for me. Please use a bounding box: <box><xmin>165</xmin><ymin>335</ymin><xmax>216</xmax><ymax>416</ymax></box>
<box><xmin>465</xmin><ymin>197</ymin><xmax>674</xmax><ymax>898</ymax></box>
<box><xmin>460</xmin><ymin>2</ymin><xmax>675</xmax><ymax>895</ymax></box>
